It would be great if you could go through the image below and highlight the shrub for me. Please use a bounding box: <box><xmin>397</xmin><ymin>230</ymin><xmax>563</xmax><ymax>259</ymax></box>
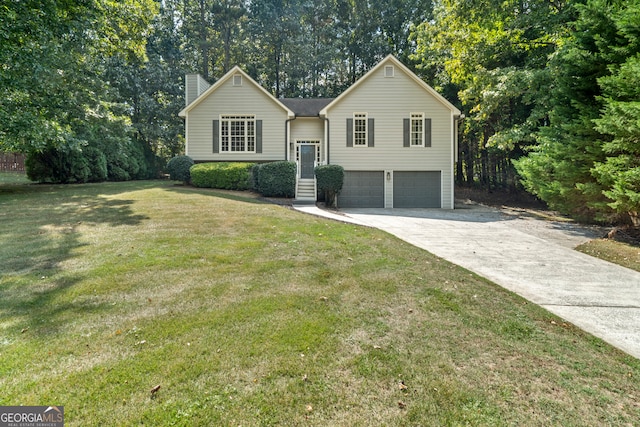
<box><xmin>166</xmin><ymin>155</ymin><xmax>194</xmax><ymax>183</ymax></box>
<box><xmin>250</xmin><ymin>163</ymin><xmax>261</xmax><ymax>191</ymax></box>
<box><xmin>255</xmin><ymin>161</ymin><xmax>296</xmax><ymax>197</ymax></box>
<box><xmin>26</xmin><ymin>145</ymin><xmax>90</xmax><ymax>184</ymax></box>
<box><xmin>315</xmin><ymin>164</ymin><xmax>344</xmax><ymax>207</ymax></box>
<box><xmin>190</xmin><ymin>162</ymin><xmax>255</xmax><ymax>190</ymax></box>
<box><xmin>83</xmin><ymin>146</ymin><xmax>108</xmax><ymax>182</ymax></box>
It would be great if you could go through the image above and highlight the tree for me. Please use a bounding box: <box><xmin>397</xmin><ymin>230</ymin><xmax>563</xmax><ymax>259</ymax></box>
<box><xmin>514</xmin><ymin>0</ymin><xmax>637</xmax><ymax>222</ymax></box>
<box><xmin>0</xmin><ymin>0</ymin><xmax>157</xmax><ymax>159</ymax></box>
<box><xmin>412</xmin><ymin>0</ymin><xmax>573</xmax><ymax>191</ymax></box>
<box><xmin>591</xmin><ymin>3</ymin><xmax>640</xmax><ymax>226</ymax></box>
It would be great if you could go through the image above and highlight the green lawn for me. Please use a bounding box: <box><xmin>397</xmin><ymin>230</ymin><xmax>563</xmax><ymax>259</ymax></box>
<box><xmin>1</xmin><ymin>180</ymin><xmax>638</xmax><ymax>426</ymax></box>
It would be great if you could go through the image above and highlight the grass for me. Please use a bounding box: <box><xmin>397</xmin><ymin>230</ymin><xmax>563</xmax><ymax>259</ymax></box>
<box><xmin>577</xmin><ymin>239</ymin><xmax>640</xmax><ymax>272</ymax></box>
<box><xmin>0</xmin><ymin>179</ymin><xmax>639</xmax><ymax>426</ymax></box>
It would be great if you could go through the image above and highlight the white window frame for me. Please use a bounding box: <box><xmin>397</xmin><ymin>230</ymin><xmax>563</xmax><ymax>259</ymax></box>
<box><xmin>410</xmin><ymin>113</ymin><xmax>425</xmax><ymax>147</ymax></box>
<box><xmin>384</xmin><ymin>65</ymin><xmax>395</xmax><ymax>77</ymax></box>
<box><xmin>220</xmin><ymin>115</ymin><xmax>256</xmax><ymax>153</ymax></box>
<box><xmin>353</xmin><ymin>113</ymin><xmax>368</xmax><ymax>147</ymax></box>
<box><xmin>233</xmin><ymin>74</ymin><xmax>242</xmax><ymax>86</ymax></box>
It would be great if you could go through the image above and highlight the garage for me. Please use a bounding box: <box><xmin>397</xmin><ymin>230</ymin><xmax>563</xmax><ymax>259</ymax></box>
<box><xmin>338</xmin><ymin>171</ymin><xmax>384</xmax><ymax>208</ymax></box>
<box><xmin>393</xmin><ymin>171</ymin><xmax>441</xmax><ymax>208</ymax></box>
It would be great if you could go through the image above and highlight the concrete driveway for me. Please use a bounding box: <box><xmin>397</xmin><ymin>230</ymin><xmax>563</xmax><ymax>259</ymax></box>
<box><xmin>294</xmin><ymin>202</ymin><xmax>640</xmax><ymax>359</ymax></box>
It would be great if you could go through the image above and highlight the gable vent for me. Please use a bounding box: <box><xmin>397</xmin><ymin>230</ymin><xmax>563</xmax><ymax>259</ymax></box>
<box><xmin>233</xmin><ymin>74</ymin><xmax>242</xmax><ymax>86</ymax></box>
<box><xmin>384</xmin><ymin>65</ymin><xmax>394</xmax><ymax>77</ymax></box>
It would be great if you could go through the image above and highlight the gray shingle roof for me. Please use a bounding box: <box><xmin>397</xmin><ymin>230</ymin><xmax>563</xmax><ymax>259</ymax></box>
<box><xmin>281</xmin><ymin>98</ymin><xmax>335</xmax><ymax>117</ymax></box>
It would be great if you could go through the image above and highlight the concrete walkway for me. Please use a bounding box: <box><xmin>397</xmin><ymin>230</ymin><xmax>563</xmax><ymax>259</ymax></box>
<box><xmin>293</xmin><ymin>202</ymin><xmax>640</xmax><ymax>359</ymax></box>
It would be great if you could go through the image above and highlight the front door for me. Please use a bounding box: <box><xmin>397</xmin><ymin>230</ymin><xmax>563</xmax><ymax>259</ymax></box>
<box><xmin>300</xmin><ymin>145</ymin><xmax>316</xmax><ymax>179</ymax></box>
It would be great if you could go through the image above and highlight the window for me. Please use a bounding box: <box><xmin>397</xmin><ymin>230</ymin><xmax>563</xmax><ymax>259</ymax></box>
<box><xmin>384</xmin><ymin>65</ymin><xmax>395</xmax><ymax>77</ymax></box>
<box><xmin>410</xmin><ymin>113</ymin><xmax>424</xmax><ymax>146</ymax></box>
<box><xmin>233</xmin><ymin>74</ymin><xmax>242</xmax><ymax>86</ymax></box>
<box><xmin>220</xmin><ymin>115</ymin><xmax>255</xmax><ymax>152</ymax></box>
<box><xmin>353</xmin><ymin>113</ymin><xmax>368</xmax><ymax>146</ymax></box>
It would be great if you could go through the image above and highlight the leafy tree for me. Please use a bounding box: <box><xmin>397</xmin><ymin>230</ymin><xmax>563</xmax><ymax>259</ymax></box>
<box><xmin>0</xmin><ymin>0</ymin><xmax>158</xmax><ymax>176</ymax></box>
<box><xmin>413</xmin><ymin>0</ymin><xmax>573</xmax><ymax>191</ymax></box>
<box><xmin>515</xmin><ymin>0</ymin><xmax>638</xmax><ymax>222</ymax></box>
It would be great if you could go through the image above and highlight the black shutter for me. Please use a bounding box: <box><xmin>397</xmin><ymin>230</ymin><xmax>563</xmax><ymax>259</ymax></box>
<box><xmin>346</xmin><ymin>118</ymin><xmax>353</xmax><ymax>147</ymax></box>
<box><xmin>425</xmin><ymin>118</ymin><xmax>432</xmax><ymax>147</ymax></box>
<box><xmin>213</xmin><ymin>120</ymin><xmax>219</xmax><ymax>153</ymax></box>
<box><xmin>403</xmin><ymin>118</ymin><xmax>410</xmax><ymax>147</ymax></box>
<box><xmin>368</xmin><ymin>118</ymin><xmax>374</xmax><ymax>147</ymax></box>
<box><xmin>256</xmin><ymin>120</ymin><xmax>262</xmax><ymax>153</ymax></box>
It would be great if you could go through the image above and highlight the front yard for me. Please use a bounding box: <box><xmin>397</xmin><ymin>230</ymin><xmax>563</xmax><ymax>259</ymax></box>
<box><xmin>0</xmin><ymin>179</ymin><xmax>638</xmax><ymax>425</ymax></box>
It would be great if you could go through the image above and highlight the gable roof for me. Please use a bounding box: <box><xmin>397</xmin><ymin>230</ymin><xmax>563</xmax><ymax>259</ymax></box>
<box><xmin>281</xmin><ymin>98</ymin><xmax>335</xmax><ymax>117</ymax></box>
<box><xmin>319</xmin><ymin>55</ymin><xmax>462</xmax><ymax>116</ymax></box>
<box><xmin>178</xmin><ymin>66</ymin><xmax>294</xmax><ymax>118</ymax></box>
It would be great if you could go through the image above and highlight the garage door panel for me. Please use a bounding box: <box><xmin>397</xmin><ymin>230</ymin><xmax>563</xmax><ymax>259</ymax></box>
<box><xmin>393</xmin><ymin>171</ymin><xmax>441</xmax><ymax>208</ymax></box>
<box><xmin>339</xmin><ymin>171</ymin><xmax>384</xmax><ymax>208</ymax></box>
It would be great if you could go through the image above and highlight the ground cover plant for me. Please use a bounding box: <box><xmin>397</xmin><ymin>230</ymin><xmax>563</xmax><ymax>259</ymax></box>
<box><xmin>0</xmin><ymin>179</ymin><xmax>638</xmax><ymax>426</ymax></box>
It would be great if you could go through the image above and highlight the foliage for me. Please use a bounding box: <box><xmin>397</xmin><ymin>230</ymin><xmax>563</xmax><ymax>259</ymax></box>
<box><xmin>25</xmin><ymin>146</ymin><xmax>90</xmax><ymax>184</ymax></box>
<box><xmin>190</xmin><ymin>162</ymin><xmax>255</xmax><ymax>190</ymax></box>
<box><xmin>412</xmin><ymin>0</ymin><xmax>574</xmax><ymax>191</ymax></box>
<box><xmin>514</xmin><ymin>0</ymin><xmax>640</xmax><ymax>223</ymax></box>
<box><xmin>254</xmin><ymin>161</ymin><xmax>296</xmax><ymax>197</ymax></box>
<box><xmin>166</xmin><ymin>156</ymin><xmax>194</xmax><ymax>183</ymax></box>
<box><xmin>315</xmin><ymin>164</ymin><xmax>344</xmax><ymax>207</ymax></box>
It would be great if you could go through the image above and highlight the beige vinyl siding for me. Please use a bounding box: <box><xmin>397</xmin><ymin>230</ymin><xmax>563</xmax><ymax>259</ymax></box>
<box><xmin>288</xmin><ymin>118</ymin><xmax>325</xmax><ymax>162</ymax></box>
<box><xmin>185</xmin><ymin>77</ymin><xmax>288</xmax><ymax>162</ymax></box>
<box><xmin>327</xmin><ymin>63</ymin><xmax>455</xmax><ymax>208</ymax></box>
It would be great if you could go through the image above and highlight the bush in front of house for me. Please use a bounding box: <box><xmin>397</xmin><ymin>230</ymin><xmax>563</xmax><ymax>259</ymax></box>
<box><xmin>255</xmin><ymin>161</ymin><xmax>296</xmax><ymax>198</ymax></box>
<box><xmin>166</xmin><ymin>155</ymin><xmax>194</xmax><ymax>183</ymax></box>
<box><xmin>190</xmin><ymin>162</ymin><xmax>255</xmax><ymax>190</ymax></box>
<box><xmin>315</xmin><ymin>164</ymin><xmax>344</xmax><ymax>207</ymax></box>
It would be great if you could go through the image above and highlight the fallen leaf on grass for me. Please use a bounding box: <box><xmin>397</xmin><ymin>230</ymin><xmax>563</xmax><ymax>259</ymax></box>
<box><xmin>306</xmin><ymin>404</ymin><xmax>313</xmax><ymax>412</ymax></box>
<box><xmin>150</xmin><ymin>385</ymin><xmax>161</xmax><ymax>395</ymax></box>
<box><xmin>398</xmin><ymin>381</ymin><xmax>408</xmax><ymax>391</ymax></box>
<box><xmin>398</xmin><ymin>401</ymin><xmax>406</xmax><ymax>409</ymax></box>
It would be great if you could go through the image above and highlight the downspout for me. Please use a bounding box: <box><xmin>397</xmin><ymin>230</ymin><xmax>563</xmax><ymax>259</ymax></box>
<box><xmin>285</xmin><ymin>116</ymin><xmax>296</xmax><ymax>161</ymax></box>
<box><xmin>320</xmin><ymin>116</ymin><xmax>330</xmax><ymax>164</ymax></box>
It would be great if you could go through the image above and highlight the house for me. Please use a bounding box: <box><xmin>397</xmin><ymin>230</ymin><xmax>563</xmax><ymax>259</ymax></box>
<box><xmin>178</xmin><ymin>55</ymin><xmax>463</xmax><ymax>208</ymax></box>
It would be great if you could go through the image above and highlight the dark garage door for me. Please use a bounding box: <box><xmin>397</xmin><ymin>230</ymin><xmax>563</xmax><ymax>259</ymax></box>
<box><xmin>393</xmin><ymin>171</ymin><xmax>441</xmax><ymax>208</ymax></box>
<box><xmin>339</xmin><ymin>171</ymin><xmax>384</xmax><ymax>208</ymax></box>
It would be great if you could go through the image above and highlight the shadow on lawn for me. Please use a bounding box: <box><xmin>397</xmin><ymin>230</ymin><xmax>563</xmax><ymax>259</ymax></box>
<box><xmin>0</xmin><ymin>182</ymin><xmax>151</xmax><ymax>335</ymax></box>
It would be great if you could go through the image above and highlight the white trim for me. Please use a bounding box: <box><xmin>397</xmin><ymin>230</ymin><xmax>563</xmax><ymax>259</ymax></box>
<box><xmin>219</xmin><ymin>114</ymin><xmax>256</xmax><ymax>153</ymax></box>
<box><xmin>384</xmin><ymin>65</ymin><xmax>394</xmax><ymax>77</ymax></box>
<box><xmin>353</xmin><ymin>112</ymin><xmax>368</xmax><ymax>147</ymax></box>
<box><xmin>320</xmin><ymin>55</ymin><xmax>461</xmax><ymax>116</ymax></box>
<box><xmin>232</xmin><ymin>74</ymin><xmax>242</xmax><ymax>86</ymax></box>
<box><xmin>410</xmin><ymin>113</ymin><xmax>425</xmax><ymax>147</ymax></box>
<box><xmin>179</xmin><ymin>66</ymin><xmax>295</xmax><ymax>118</ymax></box>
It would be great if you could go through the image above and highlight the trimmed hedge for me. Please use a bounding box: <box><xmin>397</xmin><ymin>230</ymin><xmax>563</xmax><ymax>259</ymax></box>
<box><xmin>315</xmin><ymin>164</ymin><xmax>344</xmax><ymax>207</ymax></box>
<box><xmin>190</xmin><ymin>162</ymin><xmax>254</xmax><ymax>190</ymax></box>
<box><xmin>255</xmin><ymin>161</ymin><xmax>296</xmax><ymax>197</ymax></box>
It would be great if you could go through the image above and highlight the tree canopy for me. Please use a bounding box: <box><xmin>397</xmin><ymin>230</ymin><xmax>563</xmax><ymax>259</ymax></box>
<box><xmin>2</xmin><ymin>0</ymin><xmax>639</xmax><ymax>224</ymax></box>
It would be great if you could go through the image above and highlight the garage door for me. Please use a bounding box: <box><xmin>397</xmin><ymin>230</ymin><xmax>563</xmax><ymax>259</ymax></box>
<box><xmin>393</xmin><ymin>171</ymin><xmax>441</xmax><ymax>208</ymax></box>
<box><xmin>339</xmin><ymin>171</ymin><xmax>384</xmax><ymax>208</ymax></box>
